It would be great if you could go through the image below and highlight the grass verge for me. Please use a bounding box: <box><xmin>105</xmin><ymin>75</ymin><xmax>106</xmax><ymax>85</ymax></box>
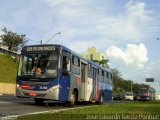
<box><xmin>16</xmin><ymin>101</ymin><xmax>160</xmax><ymax>120</ymax></box>
<box><xmin>0</xmin><ymin>54</ymin><xmax>18</xmax><ymax>83</ymax></box>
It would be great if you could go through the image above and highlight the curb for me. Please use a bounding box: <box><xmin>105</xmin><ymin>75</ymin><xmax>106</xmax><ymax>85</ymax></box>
<box><xmin>0</xmin><ymin>93</ymin><xmax>16</xmax><ymax>96</ymax></box>
<box><xmin>0</xmin><ymin>94</ymin><xmax>15</xmax><ymax>96</ymax></box>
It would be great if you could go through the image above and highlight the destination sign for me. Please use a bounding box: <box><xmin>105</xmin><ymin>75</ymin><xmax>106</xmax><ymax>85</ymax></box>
<box><xmin>25</xmin><ymin>46</ymin><xmax>58</xmax><ymax>52</ymax></box>
<box><xmin>146</xmin><ymin>78</ymin><xmax>154</xmax><ymax>82</ymax></box>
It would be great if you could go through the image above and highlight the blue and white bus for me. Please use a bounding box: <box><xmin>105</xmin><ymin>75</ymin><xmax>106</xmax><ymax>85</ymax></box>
<box><xmin>16</xmin><ymin>44</ymin><xmax>113</xmax><ymax>105</ymax></box>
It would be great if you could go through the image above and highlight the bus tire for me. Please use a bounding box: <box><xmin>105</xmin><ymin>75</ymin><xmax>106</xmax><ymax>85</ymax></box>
<box><xmin>69</xmin><ymin>91</ymin><xmax>77</xmax><ymax>106</ymax></box>
<box><xmin>34</xmin><ymin>98</ymin><xmax>44</xmax><ymax>105</ymax></box>
<box><xmin>97</xmin><ymin>94</ymin><xmax>104</xmax><ymax>104</ymax></box>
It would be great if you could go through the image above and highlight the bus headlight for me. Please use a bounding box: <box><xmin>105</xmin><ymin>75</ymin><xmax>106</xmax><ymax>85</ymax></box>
<box><xmin>52</xmin><ymin>85</ymin><xmax>60</xmax><ymax>90</ymax></box>
<box><xmin>48</xmin><ymin>85</ymin><xmax>60</xmax><ymax>92</ymax></box>
<box><xmin>16</xmin><ymin>84</ymin><xmax>21</xmax><ymax>89</ymax></box>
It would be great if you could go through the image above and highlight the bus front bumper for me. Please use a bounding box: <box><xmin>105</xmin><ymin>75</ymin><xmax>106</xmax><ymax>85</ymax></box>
<box><xmin>16</xmin><ymin>84</ymin><xmax>60</xmax><ymax>100</ymax></box>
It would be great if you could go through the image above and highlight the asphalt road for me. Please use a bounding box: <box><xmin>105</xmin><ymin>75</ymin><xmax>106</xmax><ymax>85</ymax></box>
<box><xmin>0</xmin><ymin>95</ymin><xmax>124</xmax><ymax>120</ymax></box>
<box><xmin>1</xmin><ymin>95</ymin><xmax>109</xmax><ymax>119</ymax></box>
<box><xmin>0</xmin><ymin>95</ymin><xmax>73</xmax><ymax>119</ymax></box>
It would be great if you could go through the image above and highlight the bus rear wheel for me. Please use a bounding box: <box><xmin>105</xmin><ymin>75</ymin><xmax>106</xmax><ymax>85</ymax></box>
<box><xmin>34</xmin><ymin>98</ymin><xmax>44</xmax><ymax>105</ymax></box>
<box><xmin>97</xmin><ymin>94</ymin><xmax>104</xmax><ymax>104</ymax></box>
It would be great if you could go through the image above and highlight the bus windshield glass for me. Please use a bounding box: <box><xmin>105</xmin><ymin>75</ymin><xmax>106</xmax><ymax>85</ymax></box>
<box><xmin>139</xmin><ymin>88</ymin><xmax>148</xmax><ymax>96</ymax></box>
<box><xmin>18</xmin><ymin>53</ymin><xmax>59</xmax><ymax>79</ymax></box>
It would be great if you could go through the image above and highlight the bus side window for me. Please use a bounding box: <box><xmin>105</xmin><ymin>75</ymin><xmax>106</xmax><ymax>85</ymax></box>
<box><xmin>104</xmin><ymin>72</ymin><xmax>107</xmax><ymax>83</ymax></box>
<box><xmin>67</xmin><ymin>58</ymin><xmax>71</xmax><ymax>72</ymax></box>
<box><xmin>102</xmin><ymin>70</ymin><xmax>104</xmax><ymax>81</ymax></box>
<box><xmin>72</xmin><ymin>56</ymin><xmax>80</xmax><ymax>75</ymax></box>
<box><xmin>62</xmin><ymin>56</ymin><xmax>70</xmax><ymax>76</ymax></box>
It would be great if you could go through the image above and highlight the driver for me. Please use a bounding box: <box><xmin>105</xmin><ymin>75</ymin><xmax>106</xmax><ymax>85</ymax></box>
<box><xmin>32</xmin><ymin>64</ymin><xmax>42</xmax><ymax>75</ymax></box>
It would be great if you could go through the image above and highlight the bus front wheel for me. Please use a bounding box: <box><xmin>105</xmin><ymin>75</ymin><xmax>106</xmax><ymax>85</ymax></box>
<box><xmin>69</xmin><ymin>91</ymin><xmax>77</xmax><ymax>106</ymax></box>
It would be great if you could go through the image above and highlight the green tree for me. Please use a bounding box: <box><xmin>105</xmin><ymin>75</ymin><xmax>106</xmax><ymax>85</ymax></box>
<box><xmin>112</xmin><ymin>69</ymin><xmax>123</xmax><ymax>92</ymax></box>
<box><xmin>92</xmin><ymin>59</ymin><xmax>109</xmax><ymax>68</ymax></box>
<box><xmin>112</xmin><ymin>68</ymin><xmax>151</xmax><ymax>96</ymax></box>
<box><xmin>0</xmin><ymin>27</ymin><xmax>27</xmax><ymax>52</ymax></box>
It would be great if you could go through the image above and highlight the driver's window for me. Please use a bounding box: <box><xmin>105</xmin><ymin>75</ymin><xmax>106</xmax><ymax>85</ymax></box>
<box><xmin>62</xmin><ymin>55</ymin><xmax>70</xmax><ymax>76</ymax></box>
<box><xmin>62</xmin><ymin>56</ymin><xmax>70</xmax><ymax>71</ymax></box>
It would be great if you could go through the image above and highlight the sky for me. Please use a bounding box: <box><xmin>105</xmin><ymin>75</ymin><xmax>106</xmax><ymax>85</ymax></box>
<box><xmin>0</xmin><ymin>0</ymin><xmax>160</xmax><ymax>94</ymax></box>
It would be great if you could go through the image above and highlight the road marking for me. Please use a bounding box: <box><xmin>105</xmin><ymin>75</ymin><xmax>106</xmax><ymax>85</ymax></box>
<box><xmin>0</xmin><ymin>101</ymin><xmax>34</xmax><ymax>104</ymax></box>
<box><xmin>23</xmin><ymin>105</ymin><xmax>96</xmax><ymax>115</ymax></box>
<box><xmin>0</xmin><ymin>101</ymin><xmax>11</xmax><ymax>104</ymax></box>
<box><xmin>1</xmin><ymin>105</ymin><xmax>98</xmax><ymax>120</ymax></box>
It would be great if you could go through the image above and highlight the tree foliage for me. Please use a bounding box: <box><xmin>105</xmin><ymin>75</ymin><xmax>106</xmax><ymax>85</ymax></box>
<box><xmin>92</xmin><ymin>59</ymin><xmax>109</xmax><ymax>68</ymax></box>
<box><xmin>0</xmin><ymin>27</ymin><xmax>27</xmax><ymax>52</ymax></box>
<box><xmin>112</xmin><ymin>69</ymin><xmax>150</xmax><ymax>96</ymax></box>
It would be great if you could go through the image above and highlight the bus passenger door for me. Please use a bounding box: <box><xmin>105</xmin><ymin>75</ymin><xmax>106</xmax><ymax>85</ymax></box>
<box><xmin>80</xmin><ymin>63</ymin><xmax>87</xmax><ymax>100</ymax></box>
<box><xmin>92</xmin><ymin>68</ymin><xmax>97</xmax><ymax>100</ymax></box>
<box><xmin>59</xmin><ymin>51</ymin><xmax>71</xmax><ymax>102</ymax></box>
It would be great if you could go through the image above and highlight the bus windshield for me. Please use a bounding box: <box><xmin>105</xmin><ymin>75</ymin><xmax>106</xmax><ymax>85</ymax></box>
<box><xmin>139</xmin><ymin>89</ymin><xmax>148</xmax><ymax>96</ymax></box>
<box><xmin>18</xmin><ymin>53</ymin><xmax>59</xmax><ymax>79</ymax></box>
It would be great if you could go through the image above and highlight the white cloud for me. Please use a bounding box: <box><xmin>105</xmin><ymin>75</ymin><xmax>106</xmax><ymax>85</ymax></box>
<box><xmin>126</xmin><ymin>1</ymin><xmax>153</xmax><ymax>22</ymax></box>
<box><xmin>0</xmin><ymin>0</ymin><xmax>155</xmax><ymax>51</ymax></box>
<box><xmin>1</xmin><ymin>0</ymin><xmax>154</xmax><ymax>47</ymax></box>
<box><xmin>42</xmin><ymin>1</ymin><xmax>154</xmax><ymax>53</ymax></box>
<box><xmin>97</xmin><ymin>1</ymin><xmax>153</xmax><ymax>42</ymax></box>
<box><xmin>106</xmin><ymin>43</ymin><xmax>148</xmax><ymax>68</ymax></box>
<box><xmin>45</xmin><ymin>0</ymin><xmax>88</xmax><ymax>7</ymax></box>
<box><xmin>54</xmin><ymin>0</ymin><xmax>153</xmax><ymax>44</ymax></box>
